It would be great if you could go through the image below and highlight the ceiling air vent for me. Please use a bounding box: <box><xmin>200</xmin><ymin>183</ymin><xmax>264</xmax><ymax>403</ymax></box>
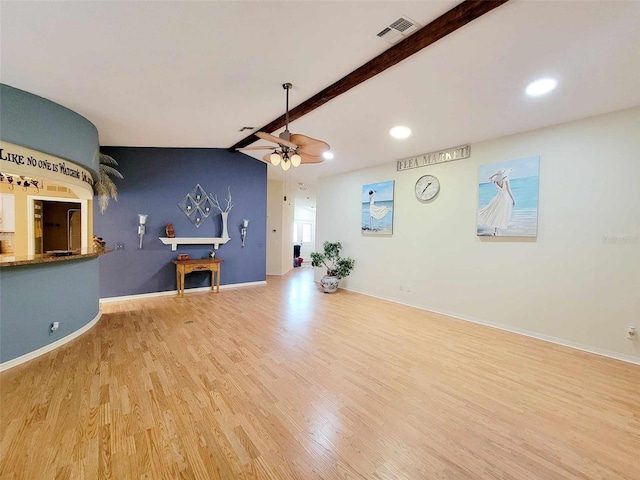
<box><xmin>376</xmin><ymin>16</ymin><xmax>420</xmax><ymax>44</ymax></box>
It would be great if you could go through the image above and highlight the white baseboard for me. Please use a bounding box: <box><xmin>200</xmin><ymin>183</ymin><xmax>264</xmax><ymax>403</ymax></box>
<box><xmin>0</xmin><ymin>311</ymin><xmax>102</xmax><ymax>372</ymax></box>
<box><xmin>99</xmin><ymin>280</ymin><xmax>267</xmax><ymax>304</ymax></box>
<box><xmin>343</xmin><ymin>287</ymin><xmax>640</xmax><ymax>366</ymax></box>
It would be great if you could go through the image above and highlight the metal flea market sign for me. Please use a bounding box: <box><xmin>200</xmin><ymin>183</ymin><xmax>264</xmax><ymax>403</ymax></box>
<box><xmin>396</xmin><ymin>144</ymin><xmax>470</xmax><ymax>171</ymax></box>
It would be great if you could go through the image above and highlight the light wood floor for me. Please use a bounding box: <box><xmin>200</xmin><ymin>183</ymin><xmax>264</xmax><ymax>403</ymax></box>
<box><xmin>1</xmin><ymin>268</ymin><xmax>639</xmax><ymax>479</ymax></box>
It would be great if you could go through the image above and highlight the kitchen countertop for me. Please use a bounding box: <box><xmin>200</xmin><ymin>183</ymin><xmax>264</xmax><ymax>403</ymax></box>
<box><xmin>0</xmin><ymin>249</ymin><xmax>109</xmax><ymax>267</ymax></box>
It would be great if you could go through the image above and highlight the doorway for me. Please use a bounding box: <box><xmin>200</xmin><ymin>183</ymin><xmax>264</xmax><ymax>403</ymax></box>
<box><xmin>41</xmin><ymin>201</ymin><xmax>82</xmax><ymax>252</ymax></box>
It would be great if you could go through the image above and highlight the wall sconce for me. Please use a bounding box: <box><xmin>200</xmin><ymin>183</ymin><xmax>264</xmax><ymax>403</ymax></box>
<box><xmin>138</xmin><ymin>214</ymin><xmax>148</xmax><ymax>249</ymax></box>
<box><xmin>241</xmin><ymin>219</ymin><xmax>249</xmax><ymax>247</ymax></box>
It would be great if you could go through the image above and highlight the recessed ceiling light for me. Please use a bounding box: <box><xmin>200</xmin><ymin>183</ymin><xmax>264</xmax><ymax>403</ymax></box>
<box><xmin>525</xmin><ymin>78</ymin><xmax>557</xmax><ymax>97</ymax></box>
<box><xmin>390</xmin><ymin>126</ymin><xmax>411</xmax><ymax>139</ymax></box>
<box><xmin>323</xmin><ymin>151</ymin><xmax>334</xmax><ymax>160</ymax></box>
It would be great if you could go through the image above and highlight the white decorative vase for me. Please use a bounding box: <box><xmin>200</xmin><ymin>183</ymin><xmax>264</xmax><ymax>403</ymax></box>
<box><xmin>320</xmin><ymin>275</ymin><xmax>340</xmax><ymax>293</ymax></box>
<box><xmin>221</xmin><ymin>212</ymin><xmax>229</xmax><ymax>239</ymax></box>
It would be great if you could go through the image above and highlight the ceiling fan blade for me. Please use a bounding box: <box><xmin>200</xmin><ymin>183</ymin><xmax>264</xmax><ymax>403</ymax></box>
<box><xmin>290</xmin><ymin>133</ymin><xmax>330</xmax><ymax>156</ymax></box>
<box><xmin>238</xmin><ymin>145</ymin><xmax>277</xmax><ymax>151</ymax></box>
<box><xmin>299</xmin><ymin>153</ymin><xmax>324</xmax><ymax>164</ymax></box>
<box><xmin>255</xmin><ymin>131</ymin><xmax>280</xmax><ymax>144</ymax></box>
<box><xmin>255</xmin><ymin>131</ymin><xmax>297</xmax><ymax>149</ymax></box>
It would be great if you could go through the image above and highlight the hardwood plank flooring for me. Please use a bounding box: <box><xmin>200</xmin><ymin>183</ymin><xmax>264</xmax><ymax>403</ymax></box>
<box><xmin>1</xmin><ymin>268</ymin><xmax>639</xmax><ymax>479</ymax></box>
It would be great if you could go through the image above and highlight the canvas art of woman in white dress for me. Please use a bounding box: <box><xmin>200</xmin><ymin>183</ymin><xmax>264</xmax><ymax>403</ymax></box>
<box><xmin>478</xmin><ymin>168</ymin><xmax>516</xmax><ymax>235</ymax></box>
<box><xmin>368</xmin><ymin>189</ymin><xmax>390</xmax><ymax>230</ymax></box>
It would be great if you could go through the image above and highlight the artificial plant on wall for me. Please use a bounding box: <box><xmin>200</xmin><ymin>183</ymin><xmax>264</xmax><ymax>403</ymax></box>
<box><xmin>95</xmin><ymin>152</ymin><xmax>124</xmax><ymax>214</ymax></box>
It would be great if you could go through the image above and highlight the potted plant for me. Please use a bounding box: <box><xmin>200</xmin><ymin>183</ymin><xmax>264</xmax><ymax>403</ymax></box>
<box><xmin>310</xmin><ymin>241</ymin><xmax>355</xmax><ymax>293</ymax></box>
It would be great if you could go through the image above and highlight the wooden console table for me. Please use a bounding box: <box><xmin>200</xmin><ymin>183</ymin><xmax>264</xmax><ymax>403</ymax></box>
<box><xmin>172</xmin><ymin>258</ymin><xmax>222</xmax><ymax>297</ymax></box>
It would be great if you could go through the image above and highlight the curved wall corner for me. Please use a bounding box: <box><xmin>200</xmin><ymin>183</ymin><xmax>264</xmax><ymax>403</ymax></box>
<box><xmin>0</xmin><ymin>84</ymin><xmax>101</xmax><ymax>369</ymax></box>
<box><xmin>0</xmin><ymin>258</ymin><xmax>100</xmax><ymax>365</ymax></box>
<box><xmin>0</xmin><ymin>83</ymin><xmax>100</xmax><ymax>178</ymax></box>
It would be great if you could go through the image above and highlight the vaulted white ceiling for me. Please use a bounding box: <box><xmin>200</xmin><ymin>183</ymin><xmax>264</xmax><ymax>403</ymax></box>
<box><xmin>2</xmin><ymin>1</ymin><xmax>639</xmax><ymax>207</ymax></box>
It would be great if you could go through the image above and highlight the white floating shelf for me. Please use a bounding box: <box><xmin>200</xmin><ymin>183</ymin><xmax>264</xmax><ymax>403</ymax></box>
<box><xmin>159</xmin><ymin>237</ymin><xmax>230</xmax><ymax>251</ymax></box>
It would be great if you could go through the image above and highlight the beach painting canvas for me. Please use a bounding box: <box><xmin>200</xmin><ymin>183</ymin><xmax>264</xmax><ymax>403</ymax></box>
<box><xmin>477</xmin><ymin>156</ymin><xmax>540</xmax><ymax>237</ymax></box>
<box><xmin>362</xmin><ymin>181</ymin><xmax>394</xmax><ymax>235</ymax></box>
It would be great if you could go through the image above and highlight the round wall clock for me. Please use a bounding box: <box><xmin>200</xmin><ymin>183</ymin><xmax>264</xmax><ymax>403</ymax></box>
<box><xmin>415</xmin><ymin>174</ymin><xmax>440</xmax><ymax>201</ymax></box>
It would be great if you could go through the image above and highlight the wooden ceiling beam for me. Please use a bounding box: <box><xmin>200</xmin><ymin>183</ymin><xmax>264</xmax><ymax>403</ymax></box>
<box><xmin>229</xmin><ymin>0</ymin><xmax>509</xmax><ymax>151</ymax></box>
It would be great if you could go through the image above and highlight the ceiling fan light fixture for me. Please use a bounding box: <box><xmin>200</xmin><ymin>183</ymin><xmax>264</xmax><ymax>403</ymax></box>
<box><xmin>270</xmin><ymin>152</ymin><xmax>282</xmax><ymax>166</ymax></box>
<box><xmin>254</xmin><ymin>83</ymin><xmax>330</xmax><ymax>169</ymax></box>
<box><xmin>323</xmin><ymin>151</ymin><xmax>334</xmax><ymax>160</ymax></box>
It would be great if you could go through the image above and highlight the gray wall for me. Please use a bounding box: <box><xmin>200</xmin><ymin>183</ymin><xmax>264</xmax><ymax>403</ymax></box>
<box><xmin>95</xmin><ymin>147</ymin><xmax>267</xmax><ymax>298</ymax></box>
<box><xmin>0</xmin><ymin>84</ymin><xmax>101</xmax><ymax>365</ymax></box>
<box><xmin>0</xmin><ymin>258</ymin><xmax>99</xmax><ymax>362</ymax></box>
<box><xmin>0</xmin><ymin>84</ymin><xmax>100</xmax><ymax>178</ymax></box>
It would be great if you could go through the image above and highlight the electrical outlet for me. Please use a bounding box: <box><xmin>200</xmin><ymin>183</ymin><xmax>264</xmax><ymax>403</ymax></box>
<box><xmin>627</xmin><ymin>326</ymin><xmax>636</xmax><ymax>339</ymax></box>
<box><xmin>399</xmin><ymin>284</ymin><xmax>404</xmax><ymax>292</ymax></box>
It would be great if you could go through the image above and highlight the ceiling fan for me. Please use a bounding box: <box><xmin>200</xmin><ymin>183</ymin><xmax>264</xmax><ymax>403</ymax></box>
<box><xmin>240</xmin><ymin>83</ymin><xmax>330</xmax><ymax>171</ymax></box>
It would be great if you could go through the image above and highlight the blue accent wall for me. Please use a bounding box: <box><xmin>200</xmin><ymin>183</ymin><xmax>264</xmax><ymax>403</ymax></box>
<box><xmin>0</xmin><ymin>258</ymin><xmax>99</xmax><ymax>363</ymax></box>
<box><xmin>0</xmin><ymin>84</ymin><xmax>100</xmax><ymax>177</ymax></box>
<box><xmin>94</xmin><ymin>147</ymin><xmax>267</xmax><ymax>298</ymax></box>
